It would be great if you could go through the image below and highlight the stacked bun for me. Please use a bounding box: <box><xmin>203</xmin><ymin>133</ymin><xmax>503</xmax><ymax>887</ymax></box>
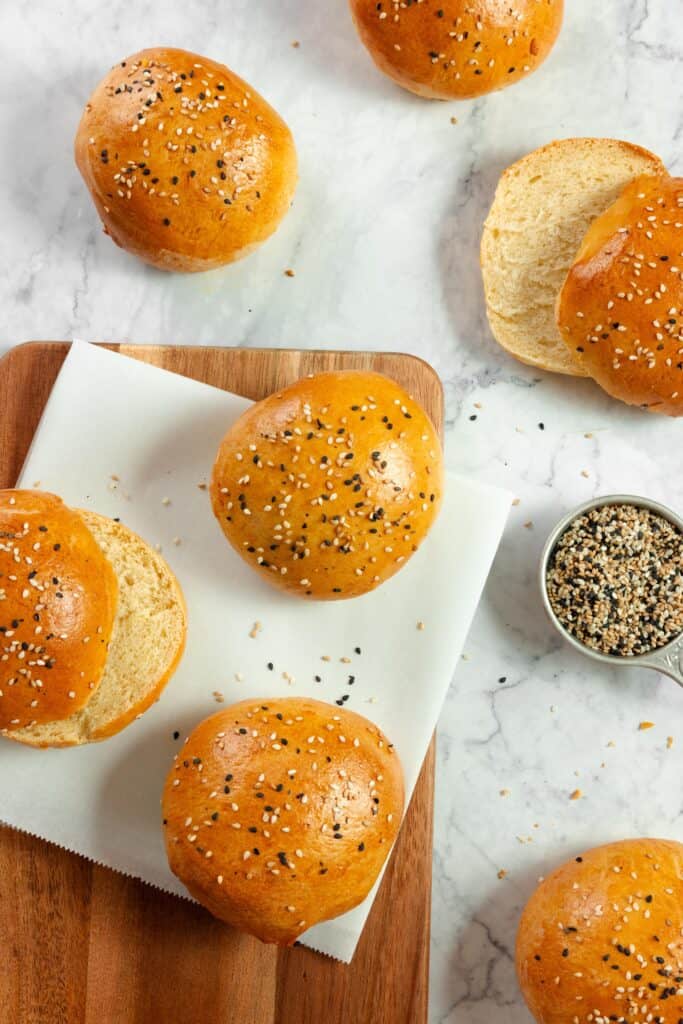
<box><xmin>517</xmin><ymin>839</ymin><xmax>683</xmax><ymax>1024</ymax></box>
<box><xmin>482</xmin><ymin>138</ymin><xmax>682</xmax><ymax>415</ymax></box>
<box><xmin>0</xmin><ymin>490</ymin><xmax>186</xmax><ymax>746</ymax></box>
<box><xmin>481</xmin><ymin>138</ymin><xmax>665</xmax><ymax>377</ymax></box>
<box><xmin>349</xmin><ymin>0</ymin><xmax>564</xmax><ymax>100</ymax></box>
<box><xmin>75</xmin><ymin>47</ymin><xmax>297</xmax><ymax>271</ymax></box>
<box><xmin>210</xmin><ymin>370</ymin><xmax>444</xmax><ymax>600</ymax></box>
<box><xmin>162</xmin><ymin>697</ymin><xmax>404</xmax><ymax>944</ymax></box>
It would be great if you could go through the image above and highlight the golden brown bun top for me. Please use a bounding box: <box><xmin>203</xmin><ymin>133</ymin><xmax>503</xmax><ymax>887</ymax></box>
<box><xmin>516</xmin><ymin>838</ymin><xmax>683</xmax><ymax>1024</ymax></box>
<box><xmin>162</xmin><ymin>698</ymin><xmax>404</xmax><ymax>945</ymax></box>
<box><xmin>210</xmin><ymin>370</ymin><xmax>444</xmax><ymax>600</ymax></box>
<box><xmin>557</xmin><ymin>174</ymin><xmax>683</xmax><ymax>416</ymax></box>
<box><xmin>0</xmin><ymin>491</ymin><xmax>117</xmax><ymax>731</ymax></box>
<box><xmin>74</xmin><ymin>47</ymin><xmax>297</xmax><ymax>271</ymax></box>
<box><xmin>349</xmin><ymin>0</ymin><xmax>564</xmax><ymax>100</ymax></box>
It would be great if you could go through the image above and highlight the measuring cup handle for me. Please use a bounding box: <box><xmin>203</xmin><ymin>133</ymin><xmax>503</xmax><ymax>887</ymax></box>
<box><xmin>641</xmin><ymin>636</ymin><xmax>683</xmax><ymax>688</ymax></box>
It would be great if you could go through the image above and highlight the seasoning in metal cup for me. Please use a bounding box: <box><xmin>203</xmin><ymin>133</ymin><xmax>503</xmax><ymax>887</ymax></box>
<box><xmin>545</xmin><ymin>502</ymin><xmax>683</xmax><ymax>657</ymax></box>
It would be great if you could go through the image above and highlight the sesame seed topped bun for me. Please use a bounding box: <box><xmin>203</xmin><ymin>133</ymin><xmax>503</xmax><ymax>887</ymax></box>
<box><xmin>348</xmin><ymin>0</ymin><xmax>564</xmax><ymax>100</ymax></box>
<box><xmin>75</xmin><ymin>47</ymin><xmax>297</xmax><ymax>272</ymax></box>
<box><xmin>516</xmin><ymin>838</ymin><xmax>683</xmax><ymax>1024</ymax></box>
<box><xmin>0</xmin><ymin>490</ymin><xmax>117</xmax><ymax>731</ymax></box>
<box><xmin>162</xmin><ymin>697</ymin><xmax>404</xmax><ymax>945</ymax></box>
<box><xmin>210</xmin><ymin>371</ymin><xmax>444</xmax><ymax>600</ymax></box>
<box><xmin>557</xmin><ymin>174</ymin><xmax>683</xmax><ymax>415</ymax></box>
<box><xmin>481</xmin><ymin>139</ymin><xmax>666</xmax><ymax>377</ymax></box>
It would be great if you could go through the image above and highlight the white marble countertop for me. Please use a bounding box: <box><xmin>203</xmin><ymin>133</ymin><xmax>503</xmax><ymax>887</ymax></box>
<box><xmin>1</xmin><ymin>1</ymin><xmax>681</xmax><ymax>1020</ymax></box>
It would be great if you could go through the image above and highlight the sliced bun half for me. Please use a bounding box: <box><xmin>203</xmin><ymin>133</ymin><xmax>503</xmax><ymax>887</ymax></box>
<box><xmin>8</xmin><ymin>510</ymin><xmax>186</xmax><ymax>747</ymax></box>
<box><xmin>557</xmin><ymin>173</ymin><xmax>683</xmax><ymax>416</ymax></box>
<box><xmin>481</xmin><ymin>138</ymin><xmax>666</xmax><ymax>375</ymax></box>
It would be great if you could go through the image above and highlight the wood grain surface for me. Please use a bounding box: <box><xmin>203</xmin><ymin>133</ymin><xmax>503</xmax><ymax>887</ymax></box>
<box><xmin>0</xmin><ymin>342</ymin><xmax>443</xmax><ymax>1024</ymax></box>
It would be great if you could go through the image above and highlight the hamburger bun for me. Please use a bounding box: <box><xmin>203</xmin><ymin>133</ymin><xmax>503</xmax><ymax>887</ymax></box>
<box><xmin>0</xmin><ymin>490</ymin><xmax>117</xmax><ymax>731</ymax></box>
<box><xmin>557</xmin><ymin>173</ymin><xmax>683</xmax><ymax>416</ymax></box>
<box><xmin>516</xmin><ymin>838</ymin><xmax>683</xmax><ymax>1024</ymax></box>
<box><xmin>1</xmin><ymin>495</ymin><xmax>186</xmax><ymax>747</ymax></box>
<box><xmin>210</xmin><ymin>371</ymin><xmax>444</xmax><ymax>600</ymax></box>
<box><xmin>348</xmin><ymin>0</ymin><xmax>564</xmax><ymax>100</ymax></box>
<box><xmin>162</xmin><ymin>697</ymin><xmax>404</xmax><ymax>945</ymax></box>
<box><xmin>75</xmin><ymin>47</ymin><xmax>297</xmax><ymax>272</ymax></box>
<box><xmin>481</xmin><ymin>138</ymin><xmax>666</xmax><ymax>375</ymax></box>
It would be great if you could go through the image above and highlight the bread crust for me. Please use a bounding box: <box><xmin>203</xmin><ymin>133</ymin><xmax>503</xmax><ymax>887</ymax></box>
<box><xmin>516</xmin><ymin>838</ymin><xmax>683</xmax><ymax>1023</ymax></box>
<box><xmin>75</xmin><ymin>47</ymin><xmax>297</xmax><ymax>271</ymax></box>
<box><xmin>349</xmin><ymin>0</ymin><xmax>564</xmax><ymax>100</ymax></box>
<box><xmin>557</xmin><ymin>174</ymin><xmax>683</xmax><ymax>415</ymax></box>
<box><xmin>0</xmin><ymin>490</ymin><xmax>117</xmax><ymax>731</ymax></box>
<box><xmin>162</xmin><ymin>698</ymin><xmax>404</xmax><ymax>944</ymax></box>
<box><xmin>210</xmin><ymin>370</ymin><xmax>444</xmax><ymax>600</ymax></box>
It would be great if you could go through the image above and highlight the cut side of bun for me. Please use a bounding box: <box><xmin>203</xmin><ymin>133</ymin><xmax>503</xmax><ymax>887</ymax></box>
<box><xmin>10</xmin><ymin>512</ymin><xmax>186</xmax><ymax>747</ymax></box>
<box><xmin>481</xmin><ymin>138</ymin><xmax>666</xmax><ymax>376</ymax></box>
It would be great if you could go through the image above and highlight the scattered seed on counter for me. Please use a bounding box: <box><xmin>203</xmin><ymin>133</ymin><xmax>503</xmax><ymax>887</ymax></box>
<box><xmin>512</xmin><ymin>498</ymin><xmax>520</xmax><ymax>506</ymax></box>
<box><xmin>417</xmin><ymin>620</ymin><xmax>425</xmax><ymax>631</ymax></box>
<box><xmin>249</xmin><ymin>621</ymin><xmax>262</xmax><ymax>639</ymax></box>
<box><xmin>197</xmin><ymin>482</ymin><xmax>208</xmax><ymax>490</ymax></box>
<box><xmin>523</xmin><ymin>521</ymin><xmax>533</xmax><ymax>530</ymax></box>
<box><xmin>639</xmin><ymin>721</ymin><xmax>655</xmax><ymax>731</ymax></box>
<box><xmin>162</xmin><ymin>497</ymin><xmax>171</xmax><ymax>506</ymax></box>
<box><xmin>284</xmin><ymin>268</ymin><xmax>295</xmax><ymax>277</ymax></box>
<box><xmin>667</xmin><ymin>735</ymin><xmax>674</xmax><ymax>749</ymax></box>
<box><xmin>569</xmin><ymin>789</ymin><xmax>582</xmax><ymax>801</ymax></box>
<box><xmin>497</xmin><ymin>869</ymin><xmax>507</xmax><ymax>880</ymax></box>
<box><xmin>450</xmin><ymin>116</ymin><xmax>458</xmax><ymax>125</ymax></box>
<box><xmin>546</xmin><ymin>503</ymin><xmax>683</xmax><ymax>656</ymax></box>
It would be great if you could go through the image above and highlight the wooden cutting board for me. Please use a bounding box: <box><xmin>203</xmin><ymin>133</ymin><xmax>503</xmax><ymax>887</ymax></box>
<box><xmin>0</xmin><ymin>342</ymin><xmax>443</xmax><ymax>1024</ymax></box>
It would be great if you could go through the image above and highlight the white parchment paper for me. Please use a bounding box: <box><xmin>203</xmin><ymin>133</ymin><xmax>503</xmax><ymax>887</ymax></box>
<box><xmin>1</xmin><ymin>341</ymin><xmax>510</xmax><ymax>961</ymax></box>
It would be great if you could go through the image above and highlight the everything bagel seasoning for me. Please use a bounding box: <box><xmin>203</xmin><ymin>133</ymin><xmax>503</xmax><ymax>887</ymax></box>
<box><xmin>546</xmin><ymin>503</ymin><xmax>683</xmax><ymax>656</ymax></box>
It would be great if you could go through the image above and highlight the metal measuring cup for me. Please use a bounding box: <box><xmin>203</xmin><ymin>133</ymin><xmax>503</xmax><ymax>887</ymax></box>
<box><xmin>539</xmin><ymin>494</ymin><xmax>683</xmax><ymax>688</ymax></box>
